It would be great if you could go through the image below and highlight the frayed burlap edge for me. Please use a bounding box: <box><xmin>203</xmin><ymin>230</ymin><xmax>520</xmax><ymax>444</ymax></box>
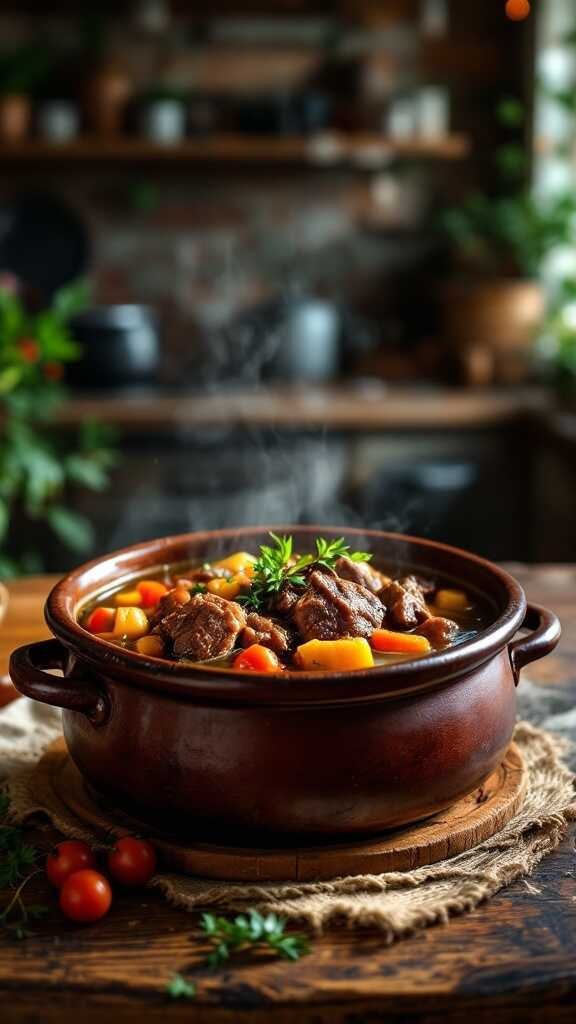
<box><xmin>4</xmin><ymin>720</ymin><xmax>576</xmax><ymax>943</ymax></box>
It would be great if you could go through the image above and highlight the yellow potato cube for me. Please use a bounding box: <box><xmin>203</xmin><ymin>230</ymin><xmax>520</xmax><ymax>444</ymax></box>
<box><xmin>435</xmin><ymin>589</ymin><xmax>471</xmax><ymax>612</ymax></box>
<box><xmin>296</xmin><ymin>638</ymin><xmax>374</xmax><ymax>672</ymax></box>
<box><xmin>114</xmin><ymin>589</ymin><xmax>143</xmax><ymax>607</ymax></box>
<box><xmin>135</xmin><ymin>635</ymin><xmax>165</xmax><ymax>657</ymax></box>
<box><xmin>212</xmin><ymin>551</ymin><xmax>257</xmax><ymax>574</ymax></box>
<box><xmin>207</xmin><ymin>574</ymin><xmax>251</xmax><ymax>600</ymax></box>
<box><xmin>113</xmin><ymin>606</ymin><xmax>149</xmax><ymax>639</ymax></box>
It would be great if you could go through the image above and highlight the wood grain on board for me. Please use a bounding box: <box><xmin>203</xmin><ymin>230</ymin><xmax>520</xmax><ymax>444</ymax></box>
<box><xmin>42</xmin><ymin>737</ymin><xmax>527</xmax><ymax>881</ymax></box>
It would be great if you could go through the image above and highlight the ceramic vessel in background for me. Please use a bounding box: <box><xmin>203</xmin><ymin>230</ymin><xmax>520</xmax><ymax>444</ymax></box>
<box><xmin>266</xmin><ymin>296</ymin><xmax>341</xmax><ymax>381</ymax></box>
<box><xmin>139</xmin><ymin>99</ymin><xmax>186</xmax><ymax>144</ymax></box>
<box><xmin>0</xmin><ymin>95</ymin><xmax>31</xmax><ymax>142</ymax></box>
<box><xmin>68</xmin><ymin>305</ymin><xmax>160</xmax><ymax>389</ymax></box>
<box><xmin>441</xmin><ymin>278</ymin><xmax>546</xmax><ymax>385</ymax></box>
<box><xmin>37</xmin><ymin>101</ymin><xmax>79</xmax><ymax>143</ymax></box>
<box><xmin>84</xmin><ymin>63</ymin><xmax>132</xmax><ymax>137</ymax></box>
<box><xmin>9</xmin><ymin>528</ymin><xmax>560</xmax><ymax>841</ymax></box>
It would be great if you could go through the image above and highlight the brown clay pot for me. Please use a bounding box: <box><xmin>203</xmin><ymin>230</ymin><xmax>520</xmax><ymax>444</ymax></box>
<box><xmin>84</xmin><ymin>63</ymin><xmax>132</xmax><ymax>137</ymax></box>
<box><xmin>441</xmin><ymin>278</ymin><xmax>546</xmax><ymax>385</ymax></box>
<box><xmin>9</xmin><ymin>528</ymin><xmax>560</xmax><ymax>840</ymax></box>
<box><xmin>0</xmin><ymin>94</ymin><xmax>31</xmax><ymax>142</ymax></box>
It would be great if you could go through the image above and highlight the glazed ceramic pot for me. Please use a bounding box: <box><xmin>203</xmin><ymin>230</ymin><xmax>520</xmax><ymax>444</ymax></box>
<box><xmin>0</xmin><ymin>95</ymin><xmax>31</xmax><ymax>142</ymax></box>
<box><xmin>441</xmin><ymin>278</ymin><xmax>546</xmax><ymax>385</ymax></box>
<box><xmin>9</xmin><ymin>528</ymin><xmax>560</xmax><ymax>840</ymax></box>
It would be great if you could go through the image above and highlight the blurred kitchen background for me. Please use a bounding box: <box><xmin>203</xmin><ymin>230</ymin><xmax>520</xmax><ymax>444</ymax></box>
<box><xmin>2</xmin><ymin>0</ymin><xmax>576</xmax><ymax>576</ymax></box>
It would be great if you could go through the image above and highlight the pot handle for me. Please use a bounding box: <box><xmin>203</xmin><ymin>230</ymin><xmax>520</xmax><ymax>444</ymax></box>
<box><xmin>508</xmin><ymin>603</ymin><xmax>561</xmax><ymax>685</ymax></box>
<box><xmin>9</xmin><ymin>639</ymin><xmax>110</xmax><ymax>725</ymax></box>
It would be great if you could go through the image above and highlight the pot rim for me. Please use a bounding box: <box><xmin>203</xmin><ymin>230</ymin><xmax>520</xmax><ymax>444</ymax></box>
<box><xmin>45</xmin><ymin>526</ymin><xmax>526</xmax><ymax>705</ymax></box>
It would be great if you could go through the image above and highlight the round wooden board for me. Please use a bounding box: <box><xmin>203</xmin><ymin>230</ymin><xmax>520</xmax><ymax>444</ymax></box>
<box><xmin>41</xmin><ymin>738</ymin><xmax>527</xmax><ymax>882</ymax></box>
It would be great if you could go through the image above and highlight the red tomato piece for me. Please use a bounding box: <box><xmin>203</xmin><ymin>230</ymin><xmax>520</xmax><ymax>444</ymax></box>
<box><xmin>233</xmin><ymin>644</ymin><xmax>281</xmax><ymax>673</ymax></box>
<box><xmin>46</xmin><ymin>841</ymin><xmax>97</xmax><ymax>889</ymax></box>
<box><xmin>85</xmin><ymin>607</ymin><xmax>115</xmax><ymax>634</ymax></box>
<box><xmin>137</xmin><ymin>580</ymin><xmax>169</xmax><ymax>608</ymax></box>
<box><xmin>59</xmin><ymin>869</ymin><xmax>112</xmax><ymax>923</ymax></box>
<box><xmin>107</xmin><ymin>837</ymin><xmax>157</xmax><ymax>887</ymax></box>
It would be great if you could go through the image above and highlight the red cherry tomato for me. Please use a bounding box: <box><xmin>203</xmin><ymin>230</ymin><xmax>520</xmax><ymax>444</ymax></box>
<box><xmin>46</xmin><ymin>840</ymin><xmax>97</xmax><ymax>888</ymax></box>
<box><xmin>107</xmin><ymin>837</ymin><xmax>157</xmax><ymax>887</ymax></box>
<box><xmin>59</xmin><ymin>869</ymin><xmax>112</xmax><ymax>923</ymax></box>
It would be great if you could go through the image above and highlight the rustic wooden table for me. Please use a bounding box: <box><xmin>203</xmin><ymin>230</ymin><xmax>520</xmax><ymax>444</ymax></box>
<box><xmin>0</xmin><ymin>572</ymin><xmax>575</xmax><ymax>1024</ymax></box>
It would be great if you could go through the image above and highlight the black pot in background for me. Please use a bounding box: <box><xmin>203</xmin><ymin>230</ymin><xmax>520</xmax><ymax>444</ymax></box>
<box><xmin>235</xmin><ymin>90</ymin><xmax>331</xmax><ymax>136</ymax></box>
<box><xmin>67</xmin><ymin>305</ymin><xmax>160</xmax><ymax>390</ymax></box>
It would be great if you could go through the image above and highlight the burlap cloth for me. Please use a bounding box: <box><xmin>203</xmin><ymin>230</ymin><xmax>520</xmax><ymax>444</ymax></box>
<box><xmin>1</xmin><ymin>692</ymin><xmax>575</xmax><ymax>943</ymax></box>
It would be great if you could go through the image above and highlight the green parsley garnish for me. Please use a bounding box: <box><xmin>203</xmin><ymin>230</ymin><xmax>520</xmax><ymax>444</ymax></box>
<box><xmin>239</xmin><ymin>533</ymin><xmax>372</xmax><ymax>612</ymax></box>
<box><xmin>201</xmin><ymin>909</ymin><xmax>309</xmax><ymax>967</ymax></box>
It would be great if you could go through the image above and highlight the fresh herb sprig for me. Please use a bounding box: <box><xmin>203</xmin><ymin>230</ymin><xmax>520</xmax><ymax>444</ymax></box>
<box><xmin>166</xmin><ymin>974</ymin><xmax>196</xmax><ymax>999</ymax></box>
<box><xmin>0</xmin><ymin>792</ymin><xmax>37</xmax><ymax>889</ymax></box>
<box><xmin>201</xmin><ymin>909</ymin><xmax>309</xmax><ymax>967</ymax></box>
<box><xmin>0</xmin><ymin>792</ymin><xmax>48</xmax><ymax>939</ymax></box>
<box><xmin>312</xmin><ymin>536</ymin><xmax>372</xmax><ymax>573</ymax></box>
<box><xmin>239</xmin><ymin>533</ymin><xmax>372</xmax><ymax>612</ymax></box>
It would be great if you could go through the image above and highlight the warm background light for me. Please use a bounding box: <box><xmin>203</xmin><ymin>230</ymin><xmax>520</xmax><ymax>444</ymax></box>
<box><xmin>506</xmin><ymin>0</ymin><xmax>531</xmax><ymax>21</ymax></box>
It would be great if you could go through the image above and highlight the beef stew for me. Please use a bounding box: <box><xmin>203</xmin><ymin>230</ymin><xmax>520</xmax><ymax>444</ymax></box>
<box><xmin>80</xmin><ymin>534</ymin><xmax>489</xmax><ymax>673</ymax></box>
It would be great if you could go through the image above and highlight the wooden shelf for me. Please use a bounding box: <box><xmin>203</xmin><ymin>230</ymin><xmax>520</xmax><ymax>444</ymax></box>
<box><xmin>54</xmin><ymin>386</ymin><xmax>547</xmax><ymax>433</ymax></box>
<box><xmin>0</xmin><ymin>133</ymin><xmax>470</xmax><ymax>168</ymax></box>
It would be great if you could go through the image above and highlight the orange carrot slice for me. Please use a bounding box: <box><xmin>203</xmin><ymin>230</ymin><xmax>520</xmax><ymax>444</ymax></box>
<box><xmin>85</xmin><ymin>607</ymin><xmax>115</xmax><ymax>634</ymax></box>
<box><xmin>233</xmin><ymin>644</ymin><xmax>281</xmax><ymax>673</ymax></box>
<box><xmin>137</xmin><ymin>580</ymin><xmax>169</xmax><ymax>608</ymax></box>
<box><xmin>371</xmin><ymin>629</ymin><xmax>431</xmax><ymax>655</ymax></box>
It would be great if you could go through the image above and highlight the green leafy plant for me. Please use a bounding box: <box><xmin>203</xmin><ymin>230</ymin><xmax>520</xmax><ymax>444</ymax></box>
<box><xmin>0</xmin><ymin>792</ymin><xmax>48</xmax><ymax>939</ymax></box>
<box><xmin>540</xmin><ymin>278</ymin><xmax>576</xmax><ymax>391</ymax></box>
<box><xmin>441</xmin><ymin>96</ymin><xmax>576</xmax><ymax>278</ymax></box>
<box><xmin>0</xmin><ymin>44</ymin><xmax>53</xmax><ymax>97</ymax></box>
<box><xmin>200</xmin><ymin>909</ymin><xmax>309</xmax><ymax>967</ymax></box>
<box><xmin>0</xmin><ymin>277</ymin><xmax>117</xmax><ymax>578</ymax></box>
<box><xmin>239</xmin><ymin>532</ymin><xmax>371</xmax><ymax>612</ymax></box>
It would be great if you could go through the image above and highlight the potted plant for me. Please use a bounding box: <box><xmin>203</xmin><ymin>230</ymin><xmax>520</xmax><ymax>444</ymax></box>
<box><xmin>539</xmin><ymin>278</ymin><xmax>576</xmax><ymax>402</ymax></box>
<box><xmin>0</xmin><ymin>45</ymin><xmax>52</xmax><ymax>142</ymax></box>
<box><xmin>440</xmin><ymin>98</ymin><xmax>576</xmax><ymax>385</ymax></box>
<box><xmin>138</xmin><ymin>85</ymin><xmax>188</xmax><ymax>145</ymax></box>
<box><xmin>0</xmin><ymin>276</ymin><xmax>117</xmax><ymax>578</ymax></box>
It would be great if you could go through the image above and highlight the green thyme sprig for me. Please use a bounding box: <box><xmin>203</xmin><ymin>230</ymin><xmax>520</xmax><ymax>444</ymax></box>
<box><xmin>312</xmin><ymin>536</ymin><xmax>372</xmax><ymax>572</ymax></box>
<box><xmin>201</xmin><ymin>909</ymin><xmax>309</xmax><ymax>967</ymax></box>
<box><xmin>239</xmin><ymin>533</ymin><xmax>372</xmax><ymax>612</ymax></box>
<box><xmin>0</xmin><ymin>792</ymin><xmax>48</xmax><ymax>939</ymax></box>
<box><xmin>164</xmin><ymin>909</ymin><xmax>309</xmax><ymax>999</ymax></box>
<box><xmin>166</xmin><ymin>974</ymin><xmax>196</xmax><ymax>999</ymax></box>
<box><xmin>0</xmin><ymin>792</ymin><xmax>37</xmax><ymax>889</ymax></box>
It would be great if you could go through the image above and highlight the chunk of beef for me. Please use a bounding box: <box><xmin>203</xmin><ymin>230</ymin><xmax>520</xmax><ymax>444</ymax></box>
<box><xmin>416</xmin><ymin>616</ymin><xmax>458</xmax><ymax>648</ymax></box>
<box><xmin>335</xmin><ymin>556</ymin><xmax>388</xmax><ymax>594</ymax></box>
<box><xmin>293</xmin><ymin>569</ymin><xmax>383</xmax><ymax>642</ymax></box>
<box><xmin>381</xmin><ymin>578</ymin><xmax>431</xmax><ymax>630</ymax></box>
<box><xmin>401</xmin><ymin>574</ymin><xmax>435</xmax><ymax>598</ymax></box>
<box><xmin>148</xmin><ymin>587</ymin><xmax>191</xmax><ymax>629</ymax></box>
<box><xmin>240</xmin><ymin>613</ymin><xmax>293</xmax><ymax>655</ymax></box>
<box><xmin>155</xmin><ymin>592</ymin><xmax>246</xmax><ymax>660</ymax></box>
<box><xmin>271</xmin><ymin>583</ymin><xmax>301</xmax><ymax>616</ymax></box>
